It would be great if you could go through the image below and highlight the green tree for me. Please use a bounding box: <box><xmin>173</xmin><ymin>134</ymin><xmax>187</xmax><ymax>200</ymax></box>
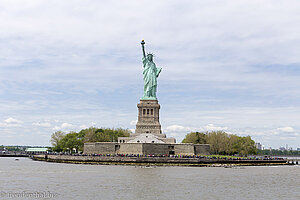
<box><xmin>206</xmin><ymin>131</ymin><xmax>230</xmax><ymax>155</ymax></box>
<box><xmin>182</xmin><ymin>132</ymin><xmax>207</xmax><ymax>144</ymax></box>
<box><xmin>233</xmin><ymin>136</ymin><xmax>257</xmax><ymax>156</ymax></box>
<box><xmin>59</xmin><ymin>132</ymin><xmax>84</xmax><ymax>153</ymax></box>
<box><xmin>182</xmin><ymin>131</ymin><xmax>257</xmax><ymax>156</ymax></box>
<box><xmin>257</xmin><ymin>149</ymin><xmax>300</xmax><ymax>156</ymax></box>
<box><xmin>50</xmin><ymin>131</ymin><xmax>66</xmax><ymax>152</ymax></box>
<box><xmin>50</xmin><ymin>127</ymin><xmax>131</xmax><ymax>153</ymax></box>
<box><xmin>50</xmin><ymin>131</ymin><xmax>65</xmax><ymax>146</ymax></box>
<box><xmin>82</xmin><ymin>127</ymin><xmax>98</xmax><ymax>143</ymax></box>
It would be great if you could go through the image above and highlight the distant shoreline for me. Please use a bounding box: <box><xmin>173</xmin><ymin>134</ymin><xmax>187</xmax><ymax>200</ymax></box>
<box><xmin>30</xmin><ymin>155</ymin><xmax>291</xmax><ymax>167</ymax></box>
<box><xmin>0</xmin><ymin>154</ymin><xmax>29</xmax><ymax>157</ymax></box>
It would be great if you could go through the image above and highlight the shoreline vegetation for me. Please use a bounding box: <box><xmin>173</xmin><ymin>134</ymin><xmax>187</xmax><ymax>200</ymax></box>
<box><xmin>41</xmin><ymin>127</ymin><xmax>300</xmax><ymax>167</ymax></box>
<box><xmin>48</xmin><ymin>128</ymin><xmax>300</xmax><ymax>157</ymax></box>
<box><xmin>182</xmin><ymin>131</ymin><xmax>257</xmax><ymax>156</ymax></box>
<box><xmin>2</xmin><ymin>129</ymin><xmax>299</xmax><ymax>164</ymax></box>
<box><xmin>50</xmin><ymin>127</ymin><xmax>131</xmax><ymax>153</ymax></box>
<box><xmin>50</xmin><ymin>128</ymin><xmax>258</xmax><ymax>156</ymax></box>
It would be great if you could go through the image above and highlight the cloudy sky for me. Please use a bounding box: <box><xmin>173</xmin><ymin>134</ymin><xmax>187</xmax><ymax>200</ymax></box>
<box><xmin>0</xmin><ymin>0</ymin><xmax>300</xmax><ymax>149</ymax></box>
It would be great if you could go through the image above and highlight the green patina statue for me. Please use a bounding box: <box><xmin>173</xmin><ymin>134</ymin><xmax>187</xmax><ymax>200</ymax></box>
<box><xmin>141</xmin><ymin>40</ymin><xmax>162</xmax><ymax>100</ymax></box>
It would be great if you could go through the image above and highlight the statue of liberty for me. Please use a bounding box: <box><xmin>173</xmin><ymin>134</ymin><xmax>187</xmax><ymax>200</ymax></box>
<box><xmin>141</xmin><ymin>40</ymin><xmax>162</xmax><ymax>100</ymax></box>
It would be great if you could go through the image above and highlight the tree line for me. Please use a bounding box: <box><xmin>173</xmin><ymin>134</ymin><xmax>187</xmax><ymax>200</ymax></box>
<box><xmin>0</xmin><ymin>145</ymin><xmax>24</xmax><ymax>152</ymax></box>
<box><xmin>51</xmin><ymin>128</ymin><xmax>263</xmax><ymax>156</ymax></box>
<box><xmin>182</xmin><ymin>131</ymin><xmax>257</xmax><ymax>156</ymax></box>
<box><xmin>51</xmin><ymin>127</ymin><xmax>131</xmax><ymax>153</ymax></box>
<box><xmin>257</xmin><ymin>149</ymin><xmax>300</xmax><ymax>156</ymax></box>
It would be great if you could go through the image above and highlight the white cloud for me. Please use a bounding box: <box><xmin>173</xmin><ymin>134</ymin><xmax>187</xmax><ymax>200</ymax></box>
<box><xmin>79</xmin><ymin>124</ymin><xmax>88</xmax><ymax>129</ymax></box>
<box><xmin>163</xmin><ymin>123</ymin><xmax>230</xmax><ymax>142</ymax></box>
<box><xmin>277</xmin><ymin>127</ymin><xmax>294</xmax><ymax>133</ymax></box>
<box><xmin>52</xmin><ymin>122</ymin><xmax>73</xmax><ymax>131</ymax></box>
<box><xmin>0</xmin><ymin>122</ymin><xmax>22</xmax><ymax>127</ymax></box>
<box><xmin>4</xmin><ymin>117</ymin><xmax>23</xmax><ymax>124</ymax></box>
<box><xmin>165</xmin><ymin>125</ymin><xmax>188</xmax><ymax>132</ymax></box>
<box><xmin>61</xmin><ymin>122</ymin><xmax>73</xmax><ymax>129</ymax></box>
<box><xmin>32</xmin><ymin>122</ymin><xmax>51</xmax><ymax>127</ymax></box>
<box><xmin>52</xmin><ymin>126</ymin><xmax>61</xmax><ymax>131</ymax></box>
<box><xmin>130</xmin><ymin>120</ymin><xmax>137</xmax><ymax>126</ymax></box>
<box><xmin>0</xmin><ymin>117</ymin><xmax>24</xmax><ymax>127</ymax></box>
<box><xmin>79</xmin><ymin>122</ymin><xmax>96</xmax><ymax>130</ymax></box>
<box><xmin>164</xmin><ymin>124</ymin><xmax>228</xmax><ymax>134</ymax></box>
<box><xmin>163</xmin><ymin>125</ymin><xmax>194</xmax><ymax>142</ymax></box>
<box><xmin>204</xmin><ymin>124</ymin><xmax>228</xmax><ymax>131</ymax></box>
<box><xmin>169</xmin><ymin>132</ymin><xmax>179</xmax><ymax>137</ymax></box>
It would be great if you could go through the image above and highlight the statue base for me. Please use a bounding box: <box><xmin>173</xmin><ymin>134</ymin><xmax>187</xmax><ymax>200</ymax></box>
<box><xmin>118</xmin><ymin>99</ymin><xmax>176</xmax><ymax>144</ymax></box>
<box><xmin>135</xmin><ymin>99</ymin><xmax>162</xmax><ymax>136</ymax></box>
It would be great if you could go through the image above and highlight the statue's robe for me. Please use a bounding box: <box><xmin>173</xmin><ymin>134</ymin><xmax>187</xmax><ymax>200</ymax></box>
<box><xmin>142</xmin><ymin>57</ymin><xmax>162</xmax><ymax>99</ymax></box>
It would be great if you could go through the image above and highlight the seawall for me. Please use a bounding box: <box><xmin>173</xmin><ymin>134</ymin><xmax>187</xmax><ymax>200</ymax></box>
<box><xmin>32</xmin><ymin>155</ymin><xmax>289</xmax><ymax>167</ymax></box>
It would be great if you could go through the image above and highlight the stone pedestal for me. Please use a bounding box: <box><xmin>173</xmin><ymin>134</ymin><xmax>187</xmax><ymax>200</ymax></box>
<box><xmin>134</xmin><ymin>99</ymin><xmax>165</xmax><ymax>138</ymax></box>
<box><xmin>118</xmin><ymin>99</ymin><xmax>176</xmax><ymax>144</ymax></box>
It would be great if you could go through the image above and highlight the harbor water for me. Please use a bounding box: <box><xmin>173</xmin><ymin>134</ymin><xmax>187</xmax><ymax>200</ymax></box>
<box><xmin>0</xmin><ymin>157</ymin><xmax>299</xmax><ymax>200</ymax></box>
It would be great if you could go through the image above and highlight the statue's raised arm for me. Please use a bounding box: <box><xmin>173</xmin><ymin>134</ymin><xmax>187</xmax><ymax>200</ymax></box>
<box><xmin>141</xmin><ymin>40</ymin><xmax>146</xmax><ymax>58</ymax></box>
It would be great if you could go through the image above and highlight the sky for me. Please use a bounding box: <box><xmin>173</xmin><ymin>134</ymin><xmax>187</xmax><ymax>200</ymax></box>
<box><xmin>0</xmin><ymin>0</ymin><xmax>300</xmax><ymax>149</ymax></box>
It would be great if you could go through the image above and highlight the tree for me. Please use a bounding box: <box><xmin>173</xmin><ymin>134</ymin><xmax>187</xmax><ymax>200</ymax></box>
<box><xmin>206</xmin><ymin>131</ymin><xmax>230</xmax><ymax>155</ymax></box>
<box><xmin>257</xmin><ymin>149</ymin><xmax>300</xmax><ymax>156</ymax></box>
<box><xmin>182</xmin><ymin>131</ymin><xmax>257</xmax><ymax>155</ymax></box>
<box><xmin>50</xmin><ymin>131</ymin><xmax>65</xmax><ymax>151</ymax></box>
<box><xmin>182</xmin><ymin>132</ymin><xmax>207</xmax><ymax>144</ymax></box>
<box><xmin>59</xmin><ymin>132</ymin><xmax>84</xmax><ymax>153</ymax></box>
<box><xmin>50</xmin><ymin>127</ymin><xmax>131</xmax><ymax>153</ymax></box>
<box><xmin>233</xmin><ymin>136</ymin><xmax>257</xmax><ymax>156</ymax></box>
<box><xmin>82</xmin><ymin>127</ymin><xmax>98</xmax><ymax>143</ymax></box>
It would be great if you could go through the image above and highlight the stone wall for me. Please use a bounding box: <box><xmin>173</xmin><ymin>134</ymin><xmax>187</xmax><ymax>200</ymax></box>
<box><xmin>194</xmin><ymin>144</ymin><xmax>210</xmax><ymax>155</ymax></box>
<box><xmin>84</xmin><ymin>142</ymin><xmax>117</xmax><ymax>154</ymax></box>
<box><xmin>33</xmin><ymin>155</ymin><xmax>288</xmax><ymax>166</ymax></box>
<box><xmin>174</xmin><ymin>144</ymin><xmax>195</xmax><ymax>155</ymax></box>
<box><xmin>117</xmin><ymin>143</ymin><xmax>143</xmax><ymax>155</ymax></box>
<box><xmin>84</xmin><ymin>143</ymin><xmax>96</xmax><ymax>154</ymax></box>
<box><xmin>84</xmin><ymin>142</ymin><xmax>210</xmax><ymax>155</ymax></box>
<box><xmin>143</xmin><ymin>143</ymin><xmax>170</xmax><ymax>155</ymax></box>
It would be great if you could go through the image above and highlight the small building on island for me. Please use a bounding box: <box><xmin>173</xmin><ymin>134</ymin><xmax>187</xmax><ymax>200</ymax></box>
<box><xmin>25</xmin><ymin>147</ymin><xmax>49</xmax><ymax>154</ymax></box>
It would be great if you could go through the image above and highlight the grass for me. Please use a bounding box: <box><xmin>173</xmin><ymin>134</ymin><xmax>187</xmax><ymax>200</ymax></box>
<box><xmin>202</xmin><ymin>155</ymin><xmax>248</xmax><ymax>159</ymax></box>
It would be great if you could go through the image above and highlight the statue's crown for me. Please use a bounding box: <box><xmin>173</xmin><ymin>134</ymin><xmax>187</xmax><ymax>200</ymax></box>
<box><xmin>147</xmin><ymin>52</ymin><xmax>155</xmax><ymax>57</ymax></box>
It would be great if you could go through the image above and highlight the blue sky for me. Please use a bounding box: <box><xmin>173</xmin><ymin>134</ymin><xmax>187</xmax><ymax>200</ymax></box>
<box><xmin>0</xmin><ymin>0</ymin><xmax>300</xmax><ymax>149</ymax></box>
